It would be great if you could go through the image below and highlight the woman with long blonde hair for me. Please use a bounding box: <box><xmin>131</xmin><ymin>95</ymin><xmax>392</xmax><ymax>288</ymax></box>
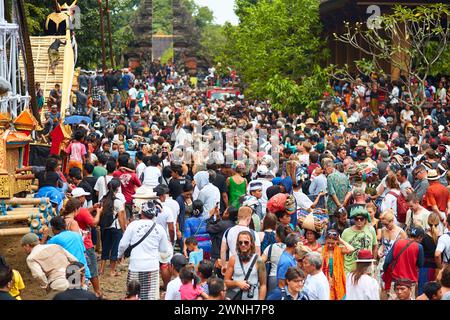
<box><xmin>418</xmin><ymin>213</ymin><xmax>441</xmax><ymax>295</ymax></box>
<box><xmin>377</xmin><ymin>209</ymin><xmax>407</xmax><ymax>295</ymax></box>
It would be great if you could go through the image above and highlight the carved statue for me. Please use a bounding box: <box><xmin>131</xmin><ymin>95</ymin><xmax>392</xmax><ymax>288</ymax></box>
<box><xmin>45</xmin><ymin>0</ymin><xmax>78</xmax><ymax>35</ymax></box>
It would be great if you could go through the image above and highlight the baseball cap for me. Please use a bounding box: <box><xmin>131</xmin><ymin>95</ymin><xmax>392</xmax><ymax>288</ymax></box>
<box><xmin>170</xmin><ymin>253</ymin><xmax>188</xmax><ymax>268</ymax></box>
<box><xmin>71</xmin><ymin>187</ymin><xmax>90</xmax><ymax>198</ymax></box>
<box><xmin>21</xmin><ymin>233</ymin><xmax>39</xmax><ymax>246</ymax></box>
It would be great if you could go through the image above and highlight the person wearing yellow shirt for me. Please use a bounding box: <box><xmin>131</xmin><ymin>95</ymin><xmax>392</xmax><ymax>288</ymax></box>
<box><xmin>330</xmin><ymin>106</ymin><xmax>348</xmax><ymax>127</ymax></box>
<box><xmin>0</xmin><ymin>256</ymin><xmax>25</xmax><ymax>300</ymax></box>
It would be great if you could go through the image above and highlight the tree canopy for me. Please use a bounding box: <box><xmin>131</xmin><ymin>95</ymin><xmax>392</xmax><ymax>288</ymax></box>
<box><xmin>332</xmin><ymin>3</ymin><xmax>450</xmax><ymax>110</ymax></box>
<box><xmin>218</xmin><ymin>0</ymin><xmax>330</xmax><ymax>113</ymax></box>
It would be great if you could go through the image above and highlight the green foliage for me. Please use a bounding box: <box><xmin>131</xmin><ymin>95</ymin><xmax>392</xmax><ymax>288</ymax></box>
<box><xmin>332</xmin><ymin>4</ymin><xmax>450</xmax><ymax>109</ymax></box>
<box><xmin>235</xmin><ymin>0</ymin><xmax>259</xmax><ymax>21</ymax></box>
<box><xmin>153</xmin><ymin>0</ymin><xmax>173</xmax><ymax>34</ymax></box>
<box><xmin>76</xmin><ymin>0</ymin><xmax>102</xmax><ymax>69</ymax></box>
<box><xmin>199</xmin><ymin>24</ymin><xmax>228</xmax><ymax>65</ymax></box>
<box><xmin>161</xmin><ymin>46</ymin><xmax>174</xmax><ymax>64</ymax></box>
<box><xmin>109</xmin><ymin>0</ymin><xmax>140</xmax><ymax>67</ymax></box>
<box><xmin>21</xmin><ymin>0</ymin><xmax>51</xmax><ymax>35</ymax></box>
<box><xmin>429</xmin><ymin>45</ymin><xmax>450</xmax><ymax>76</ymax></box>
<box><xmin>220</xmin><ymin>0</ymin><xmax>329</xmax><ymax>112</ymax></box>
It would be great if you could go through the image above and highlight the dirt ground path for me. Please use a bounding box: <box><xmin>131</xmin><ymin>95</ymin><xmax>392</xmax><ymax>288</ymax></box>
<box><xmin>0</xmin><ymin>234</ymin><xmax>127</xmax><ymax>300</ymax></box>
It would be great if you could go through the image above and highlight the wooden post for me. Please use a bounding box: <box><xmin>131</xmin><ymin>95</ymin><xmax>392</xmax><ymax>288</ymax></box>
<box><xmin>1</xmin><ymin>208</ymin><xmax>43</xmax><ymax>215</ymax></box>
<box><xmin>98</xmin><ymin>0</ymin><xmax>107</xmax><ymax>72</ymax></box>
<box><xmin>105</xmin><ymin>0</ymin><xmax>114</xmax><ymax>68</ymax></box>
<box><xmin>0</xmin><ymin>213</ymin><xmax>42</xmax><ymax>222</ymax></box>
<box><xmin>4</xmin><ymin>197</ymin><xmax>49</xmax><ymax>205</ymax></box>
<box><xmin>14</xmin><ymin>0</ymin><xmax>40</xmax><ymax>125</ymax></box>
<box><xmin>0</xmin><ymin>227</ymin><xmax>31</xmax><ymax>236</ymax></box>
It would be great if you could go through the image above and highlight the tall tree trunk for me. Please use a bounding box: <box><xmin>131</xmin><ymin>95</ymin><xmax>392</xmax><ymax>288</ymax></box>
<box><xmin>98</xmin><ymin>0</ymin><xmax>106</xmax><ymax>72</ymax></box>
<box><xmin>105</xmin><ymin>0</ymin><xmax>114</xmax><ymax>68</ymax></box>
<box><xmin>15</xmin><ymin>0</ymin><xmax>40</xmax><ymax>125</ymax></box>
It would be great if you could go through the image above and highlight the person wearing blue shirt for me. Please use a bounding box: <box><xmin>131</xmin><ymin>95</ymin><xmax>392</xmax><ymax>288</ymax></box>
<box><xmin>276</xmin><ymin>233</ymin><xmax>299</xmax><ymax>289</ymax></box>
<box><xmin>267</xmin><ymin>266</ymin><xmax>309</xmax><ymax>300</ymax></box>
<box><xmin>185</xmin><ymin>237</ymin><xmax>204</xmax><ymax>266</ymax></box>
<box><xmin>183</xmin><ymin>200</ymin><xmax>212</xmax><ymax>258</ymax></box>
<box><xmin>46</xmin><ymin>216</ymin><xmax>91</xmax><ymax>280</ymax></box>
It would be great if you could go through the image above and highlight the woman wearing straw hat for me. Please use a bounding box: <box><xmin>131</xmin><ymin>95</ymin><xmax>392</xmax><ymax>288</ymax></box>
<box><xmin>345</xmin><ymin>249</ymin><xmax>380</xmax><ymax>300</ymax></box>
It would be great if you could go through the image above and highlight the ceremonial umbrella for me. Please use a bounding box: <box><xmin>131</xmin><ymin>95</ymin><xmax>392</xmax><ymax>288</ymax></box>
<box><xmin>63</xmin><ymin>115</ymin><xmax>92</xmax><ymax>125</ymax></box>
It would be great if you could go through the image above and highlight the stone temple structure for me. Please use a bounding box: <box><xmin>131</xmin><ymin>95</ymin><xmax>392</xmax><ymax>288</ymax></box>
<box><xmin>124</xmin><ymin>0</ymin><xmax>206</xmax><ymax>75</ymax></box>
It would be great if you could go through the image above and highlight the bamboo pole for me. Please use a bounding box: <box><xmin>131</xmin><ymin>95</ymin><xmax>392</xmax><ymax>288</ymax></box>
<box><xmin>1</xmin><ymin>208</ymin><xmax>42</xmax><ymax>215</ymax></box>
<box><xmin>0</xmin><ymin>213</ymin><xmax>42</xmax><ymax>222</ymax></box>
<box><xmin>0</xmin><ymin>228</ymin><xmax>31</xmax><ymax>236</ymax></box>
<box><xmin>4</xmin><ymin>198</ymin><xmax>49</xmax><ymax>205</ymax></box>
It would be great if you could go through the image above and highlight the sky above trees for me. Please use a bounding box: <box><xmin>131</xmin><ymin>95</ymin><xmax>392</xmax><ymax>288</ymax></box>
<box><xmin>194</xmin><ymin>0</ymin><xmax>238</xmax><ymax>25</ymax></box>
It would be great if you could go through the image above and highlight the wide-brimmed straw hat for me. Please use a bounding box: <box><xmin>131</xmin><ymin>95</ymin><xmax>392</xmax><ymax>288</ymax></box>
<box><xmin>427</xmin><ymin>169</ymin><xmax>440</xmax><ymax>181</ymax></box>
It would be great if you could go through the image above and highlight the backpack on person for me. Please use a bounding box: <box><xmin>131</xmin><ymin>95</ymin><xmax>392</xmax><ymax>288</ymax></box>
<box><xmin>261</xmin><ymin>231</ymin><xmax>276</xmax><ymax>253</ymax></box>
<box><xmin>265</xmin><ymin>243</ymin><xmax>273</xmax><ymax>282</ymax></box>
<box><xmin>388</xmin><ymin>191</ymin><xmax>409</xmax><ymax>223</ymax></box>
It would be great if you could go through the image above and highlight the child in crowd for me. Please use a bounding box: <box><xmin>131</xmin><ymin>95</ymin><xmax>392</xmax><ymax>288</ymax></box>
<box><xmin>185</xmin><ymin>236</ymin><xmax>203</xmax><ymax>266</ymax></box>
<box><xmin>197</xmin><ymin>260</ymin><xmax>214</xmax><ymax>295</ymax></box>
<box><xmin>179</xmin><ymin>265</ymin><xmax>209</xmax><ymax>300</ymax></box>
<box><xmin>0</xmin><ymin>256</ymin><xmax>25</xmax><ymax>300</ymax></box>
<box><xmin>123</xmin><ymin>280</ymin><xmax>141</xmax><ymax>300</ymax></box>
<box><xmin>64</xmin><ymin>129</ymin><xmax>87</xmax><ymax>174</ymax></box>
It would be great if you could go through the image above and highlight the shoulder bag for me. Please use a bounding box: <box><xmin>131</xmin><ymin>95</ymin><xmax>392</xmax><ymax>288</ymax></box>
<box><xmin>382</xmin><ymin>240</ymin><xmax>414</xmax><ymax>287</ymax></box>
<box><xmin>230</xmin><ymin>254</ymin><xmax>258</xmax><ymax>300</ymax></box>
<box><xmin>124</xmin><ymin>222</ymin><xmax>156</xmax><ymax>258</ymax></box>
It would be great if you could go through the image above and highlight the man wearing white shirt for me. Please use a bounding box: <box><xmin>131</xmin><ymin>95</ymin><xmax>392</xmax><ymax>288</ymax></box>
<box><xmin>196</xmin><ymin>170</ymin><xmax>221</xmax><ymax>219</ymax></box>
<box><xmin>127</xmin><ymin>84</ymin><xmax>138</xmax><ymax>118</ymax></box>
<box><xmin>164</xmin><ymin>194</ymin><xmax>181</xmax><ymax>243</ymax></box>
<box><xmin>303</xmin><ymin>252</ymin><xmax>330</xmax><ymax>300</ymax></box>
<box><xmin>94</xmin><ymin>161</ymin><xmax>122</xmax><ymax>201</ymax></box>
<box><xmin>142</xmin><ymin>155</ymin><xmax>162</xmax><ymax>188</ymax></box>
<box><xmin>165</xmin><ymin>254</ymin><xmax>187</xmax><ymax>300</ymax></box>
<box><xmin>390</xmin><ymin>81</ymin><xmax>400</xmax><ymax>105</ymax></box>
<box><xmin>247</xmin><ymin>165</ymin><xmax>273</xmax><ymax>215</ymax></box>
<box><xmin>135</xmin><ymin>152</ymin><xmax>146</xmax><ymax>182</ymax></box>
<box><xmin>153</xmin><ymin>185</ymin><xmax>175</xmax><ymax>290</ymax></box>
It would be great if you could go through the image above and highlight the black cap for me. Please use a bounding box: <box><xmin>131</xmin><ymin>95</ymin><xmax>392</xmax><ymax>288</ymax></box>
<box><xmin>409</xmin><ymin>226</ymin><xmax>425</xmax><ymax>238</ymax></box>
<box><xmin>171</xmin><ymin>253</ymin><xmax>188</xmax><ymax>268</ymax></box>
<box><xmin>154</xmin><ymin>184</ymin><xmax>169</xmax><ymax>196</ymax></box>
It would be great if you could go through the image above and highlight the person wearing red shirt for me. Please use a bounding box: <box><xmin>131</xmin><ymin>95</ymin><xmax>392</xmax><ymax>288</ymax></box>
<box><xmin>113</xmin><ymin>154</ymin><xmax>141</xmax><ymax>220</ymax></box>
<box><xmin>73</xmin><ymin>194</ymin><xmax>103</xmax><ymax>298</ymax></box>
<box><xmin>383</xmin><ymin>226</ymin><xmax>424</xmax><ymax>299</ymax></box>
<box><xmin>422</xmin><ymin>169</ymin><xmax>450</xmax><ymax>223</ymax></box>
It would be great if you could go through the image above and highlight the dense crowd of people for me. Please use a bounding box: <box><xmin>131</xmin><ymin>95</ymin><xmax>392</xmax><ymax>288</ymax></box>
<box><xmin>1</xmin><ymin>60</ymin><xmax>450</xmax><ymax>301</ymax></box>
